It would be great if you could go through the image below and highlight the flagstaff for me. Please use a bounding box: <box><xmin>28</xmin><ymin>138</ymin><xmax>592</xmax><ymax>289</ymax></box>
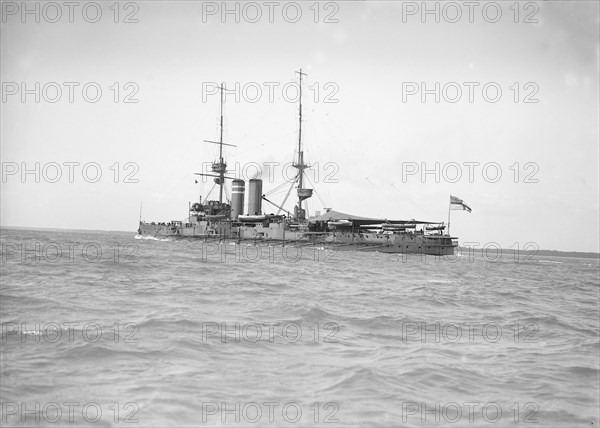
<box><xmin>447</xmin><ymin>195</ymin><xmax>452</xmax><ymax>236</ymax></box>
<box><xmin>448</xmin><ymin>195</ymin><xmax>472</xmax><ymax>237</ymax></box>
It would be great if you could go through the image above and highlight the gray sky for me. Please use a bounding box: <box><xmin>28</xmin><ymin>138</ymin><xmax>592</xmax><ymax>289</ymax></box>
<box><xmin>1</xmin><ymin>1</ymin><xmax>599</xmax><ymax>252</ymax></box>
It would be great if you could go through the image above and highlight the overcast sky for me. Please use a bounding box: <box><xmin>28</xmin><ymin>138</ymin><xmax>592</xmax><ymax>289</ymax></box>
<box><xmin>1</xmin><ymin>1</ymin><xmax>599</xmax><ymax>252</ymax></box>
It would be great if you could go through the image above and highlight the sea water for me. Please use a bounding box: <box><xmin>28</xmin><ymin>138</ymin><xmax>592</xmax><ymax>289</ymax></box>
<box><xmin>1</xmin><ymin>228</ymin><xmax>598</xmax><ymax>427</ymax></box>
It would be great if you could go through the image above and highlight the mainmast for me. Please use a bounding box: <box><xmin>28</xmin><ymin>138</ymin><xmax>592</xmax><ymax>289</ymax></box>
<box><xmin>298</xmin><ymin>69</ymin><xmax>304</xmax><ymax>183</ymax></box>
<box><xmin>218</xmin><ymin>83</ymin><xmax>225</xmax><ymax>203</ymax></box>
<box><xmin>293</xmin><ymin>69</ymin><xmax>313</xmax><ymax>220</ymax></box>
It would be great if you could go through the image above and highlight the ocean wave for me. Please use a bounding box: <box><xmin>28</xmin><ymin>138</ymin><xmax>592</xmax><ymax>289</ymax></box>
<box><xmin>2</xmin><ymin>229</ymin><xmax>598</xmax><ymax>427</ymax></box>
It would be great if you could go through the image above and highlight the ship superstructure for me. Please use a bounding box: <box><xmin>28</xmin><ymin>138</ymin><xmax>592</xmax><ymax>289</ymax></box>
<box><xmin>137</xmin><ymin>71</ymin><xmax>461</xmax><ymax>255</ymax></box>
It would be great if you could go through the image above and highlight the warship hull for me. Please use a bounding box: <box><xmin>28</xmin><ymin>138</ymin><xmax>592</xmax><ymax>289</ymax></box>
<box><xmin>137</xmin><ymin>221</ymin><xmax>457</xmax><ymax>256</ymax></box>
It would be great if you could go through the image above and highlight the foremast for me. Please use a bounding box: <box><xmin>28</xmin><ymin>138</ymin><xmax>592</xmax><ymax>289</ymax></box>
<box><xmin>194</xmin><ymin>83</ymin><xmax>236</xmax><ymax>216</ymax></box>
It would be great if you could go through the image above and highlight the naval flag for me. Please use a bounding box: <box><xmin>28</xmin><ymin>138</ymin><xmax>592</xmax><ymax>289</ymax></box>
<box><xmin>450</xmin><ymin>195</ymin><xmax>472</xmax><ymax>212</ymax></box>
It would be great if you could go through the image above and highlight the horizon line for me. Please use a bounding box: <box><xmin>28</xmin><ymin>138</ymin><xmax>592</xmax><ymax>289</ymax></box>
<box><xmin>1</xmin><ymin>224</ymin><xmax>598</xmax><ymax>256</ymax></box>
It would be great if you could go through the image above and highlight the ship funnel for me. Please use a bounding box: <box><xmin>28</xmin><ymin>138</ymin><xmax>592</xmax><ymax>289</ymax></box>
<box><xmin>231</xmin><ymin>179</ymin><xmax>245</xmax><ymax>219</ymax></box>
<box><xmin>247</xmin><ymin>179</ymin><xmax>263</xmax><ymax>215</ymax></box>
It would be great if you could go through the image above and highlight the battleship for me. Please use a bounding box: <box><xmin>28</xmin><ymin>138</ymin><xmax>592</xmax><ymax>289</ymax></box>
<box><xmin>137</xmin><ymin>70</ymin><xmax>466</xmax><ymax>256</ymax></box>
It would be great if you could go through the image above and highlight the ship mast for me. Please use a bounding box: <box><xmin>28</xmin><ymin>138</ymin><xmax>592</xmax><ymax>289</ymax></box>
<box><xmin>197</xmin><ymin>82</ymin><xmax>236</xmax><ymax>206</ymax></box>
<box><xmin>297</xmin><ymin>68</ymin><xmax>305</xmax><ymax>188</ymax></box>
<box><xmin>218</xmin><ymin>83</ymin><xmax>225</xmax><ymax>203</ymax></box>
<box><xmin>292</xmin><ymin>69</ymin><xmax>313</xmax><ymax>220</ymax></box>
